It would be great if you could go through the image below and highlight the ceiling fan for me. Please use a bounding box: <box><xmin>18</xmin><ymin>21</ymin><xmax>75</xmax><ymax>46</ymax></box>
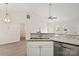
<box><xmin>48</xmin><ymin>3</ymin><xmax>57</xmax><ymax>20</ymax></box>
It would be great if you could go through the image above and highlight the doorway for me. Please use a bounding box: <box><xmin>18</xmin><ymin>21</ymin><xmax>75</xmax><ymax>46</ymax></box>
<box><xmin>20</xmin><ymin>23</ymin><xmax>26</xmax><ymax>41</ymax></box>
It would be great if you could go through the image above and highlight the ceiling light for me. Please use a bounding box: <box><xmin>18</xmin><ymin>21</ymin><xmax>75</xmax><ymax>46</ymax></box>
<box><xmin>48</xmin><ymin>3</ymin><xmax>57</xmax><ymax>20</ymax></box>
<box><xmin>26</xmin><ymin>14</ymin><xmax>30</xmax><ymax>20</ymax></box>
<box><xmin>3</xmin><ymin>3</ymin><xmax>11</xmax><ymax>24</ymax></box>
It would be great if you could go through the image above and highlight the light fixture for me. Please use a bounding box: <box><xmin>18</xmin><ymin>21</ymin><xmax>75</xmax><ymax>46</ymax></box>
<box><xmin>26</xmin><ymin>14</ymin><xmax>30</xmax><ymax>20</ymax></box>
<box><xmin>48</xmin><ymin>3</ymin><xmax>57</xmax><ymax>20</ymax></box>
<box><xmin>3</xmin><ymin>3</ymin><xmax>11</xmax><ymax>24</ymax></box>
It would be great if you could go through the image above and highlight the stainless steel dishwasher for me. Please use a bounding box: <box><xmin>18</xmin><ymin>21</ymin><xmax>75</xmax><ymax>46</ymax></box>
<box><xmin>54</xmin><ymin>41</ymin><xmax>79</xmax><ymax>56</ymax></box>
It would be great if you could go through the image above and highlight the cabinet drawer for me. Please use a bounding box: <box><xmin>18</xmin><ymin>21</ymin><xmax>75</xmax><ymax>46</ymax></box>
<box><xmin>27</xmin><ymin>41</ymin><xmax>53</xmax><ymax>46</ymax></box>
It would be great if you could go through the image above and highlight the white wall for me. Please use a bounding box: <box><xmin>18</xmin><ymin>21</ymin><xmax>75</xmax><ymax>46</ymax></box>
<box><xmin>47</xmin><ymin>19</ymin><xmax>79</xmax><ymax>34</ymax></box>
<box><xmin>25</xmin><ymin>3</ymin><xmax>79</xmax><ymax>34</ymax></box>
<box><xmin>0</xmin><ymin>9</ymin><xmax>31</xmax><ymax>44</ymax></box>
<box><xmin>46</xmin><ymin>3</ymin><xmax>79</xmax><ymax>34</ymax></box>
<box><xmin>0</xmin><ymin>17</ymin><xmax>19</xmax><ymax>44</ymax></box>
<box><xmin>0</xmin><ymin>3</ymin><xmax>79</xmax><ymax>44</ymax></box>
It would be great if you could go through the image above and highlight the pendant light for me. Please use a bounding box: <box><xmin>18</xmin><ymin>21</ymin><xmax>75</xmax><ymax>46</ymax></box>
<box><xmin>3</xmin><ymin>3</ymin><xmax>11</xmax><ymax>24</ymax></box>
<box><xmin>26</xmin><ymin>14</ymin><xmax>30</xmax><ymax>20</ymax></box>
<box><xmin>48</xmin><ymin>3</ymin><xmax>57</xmax><ymax>20</ymax></box>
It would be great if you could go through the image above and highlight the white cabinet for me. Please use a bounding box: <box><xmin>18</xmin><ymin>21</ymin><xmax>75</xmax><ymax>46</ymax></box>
<box><xmin>41</xmin><ymin>45</ymin><xmax>53</xmax><ymax>56</ymax></box>
<box><xmin>27</xmin><ymin>40</ymin><xmax>53</xmax><ymax>56</ymax></box>
<box><xmin>27</xmin><ymin>45</ymin><xmax>40</xmax><ymax>56</ymax></box>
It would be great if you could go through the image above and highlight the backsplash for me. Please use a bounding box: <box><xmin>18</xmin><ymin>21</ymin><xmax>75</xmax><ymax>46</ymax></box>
<box><xmin>30</xmin><ymin>33</ymin><xmax>79</xmax><ymax>39</ymax></box>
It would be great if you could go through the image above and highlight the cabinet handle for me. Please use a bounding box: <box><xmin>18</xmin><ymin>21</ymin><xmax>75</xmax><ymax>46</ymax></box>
<box><xmin>61</xmin><ymin>46</ymin><xmax>71</xmax><ymax>49</ymax></box>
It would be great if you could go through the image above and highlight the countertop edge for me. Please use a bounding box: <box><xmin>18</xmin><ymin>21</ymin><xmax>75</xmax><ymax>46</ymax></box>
<box><xmin>27</xmin><ymin>39</ymin><xmax>79</xmax><ymax>47</ymax></box>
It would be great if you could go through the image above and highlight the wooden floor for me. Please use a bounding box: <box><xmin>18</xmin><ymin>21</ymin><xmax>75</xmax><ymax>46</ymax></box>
<box><xmin>0</xmin><ymin>40</ymin><xmax>27</xmax><ymax>56</ymax></box>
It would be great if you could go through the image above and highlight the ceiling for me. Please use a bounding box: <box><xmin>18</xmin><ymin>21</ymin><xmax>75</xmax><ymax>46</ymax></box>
<box><xmin>0</xmin><ymin>3</ymin><xmax>79</xmax><ymax>22</ymax></box>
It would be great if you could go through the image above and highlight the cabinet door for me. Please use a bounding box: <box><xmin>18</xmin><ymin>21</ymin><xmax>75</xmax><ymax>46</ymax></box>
<box><xmin>62</xmin><ymin>47</ymin><xmax>77</xmax><ymax>56</ymax></box>
<box><xmin>54</xmin><ymin>42</ymin><xmax>63</xmax><ymax>56</ymax></box>
<box><xmin>27</xmin><ymin>45</ymin><xmax>39</xmax><ymax>56</ymax></box>
<box><xmin>41</xmin><ymin>45</ymin><xmax>53</xmax><ymax>56</ymax></box>
<box><xmin>54</xmin><ymin>42</ymin><xmax>79</xmax><ymax>56</ymax></box>
<box><xmin>62</xmin><ymin>44</ymin><xmax>77</xmax><ymax>56</ymax></box>
<box><xmin>27</xmin><ymin>41</ymin><xmax>53</xmax><ymax>56</ymax></box>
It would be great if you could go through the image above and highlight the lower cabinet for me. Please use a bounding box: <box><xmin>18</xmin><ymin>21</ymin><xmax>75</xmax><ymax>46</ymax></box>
<box><xmin>54</xmin><ymin>41</ymin><xmax>79</xmax><ymax>56</ymax></box>
<box><xmin>27</xmin><ymin>40</ymin><xmax>79</xmax><ymax>56</ymax></box>
<box><xmin>27</xmin><ymin>41</ymin><xmax>53</xmax><ymax>56</ymax></box>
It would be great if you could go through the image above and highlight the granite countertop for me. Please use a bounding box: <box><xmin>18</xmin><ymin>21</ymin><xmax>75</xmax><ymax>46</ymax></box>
<box><xmin>51</xmin><ymin>37</ymin><xmax>79</xmax><ymax>46</ymax></box>
<box><xmin>29</xmin><ymin>33</ymin><xmax>79</xmax><ymax>46</ymax></box>
<box><xmin>27</xmin><ymin>37</ymin><xmax>79</xmax><ymax>46</ymax></box>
